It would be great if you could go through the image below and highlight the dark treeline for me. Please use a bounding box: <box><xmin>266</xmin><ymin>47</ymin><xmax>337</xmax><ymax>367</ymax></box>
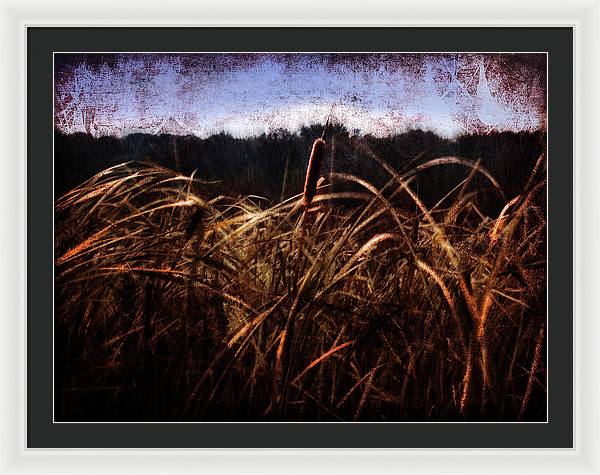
<box><xmin>55</xmin><ymin>125</ymin><xmax>545</xmax><ymax>213</ymax></box>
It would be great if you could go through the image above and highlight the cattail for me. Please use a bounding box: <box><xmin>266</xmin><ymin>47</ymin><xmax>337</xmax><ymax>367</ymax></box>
<box><xmin>302</xmin><ymin>138</ymin><xmax>326</xmax><ymax>207</ymax></box>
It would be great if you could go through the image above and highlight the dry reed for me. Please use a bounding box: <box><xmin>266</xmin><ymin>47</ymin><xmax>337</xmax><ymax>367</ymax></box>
<box><xmin>302</xmin><ymin>138</ymin><xmax>326</xmax><ymax>207</ymax></box>
<box><xmin>54</xmin><ymin>139</ymin><xmax>547</xmax><ymax>422</ymax></box>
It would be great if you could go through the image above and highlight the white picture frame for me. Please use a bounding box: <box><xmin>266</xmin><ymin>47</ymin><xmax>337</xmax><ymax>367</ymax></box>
<box><xmin>1</xmin><ymin>0</ymin><xmax>597</xmax><ymax>473</ymax></box>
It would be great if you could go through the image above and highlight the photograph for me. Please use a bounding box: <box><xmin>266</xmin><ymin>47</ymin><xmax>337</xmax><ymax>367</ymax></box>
<box><xmin>53</xmin><ymin>52</ymin><xmax>548</xmax><ymax>423</ymax></box>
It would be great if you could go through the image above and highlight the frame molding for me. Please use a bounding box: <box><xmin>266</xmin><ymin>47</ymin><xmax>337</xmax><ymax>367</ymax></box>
<box><xmin>1</xmin><ymin>0</ymin><xmax>597</xmax><ymax>473</ymax></box>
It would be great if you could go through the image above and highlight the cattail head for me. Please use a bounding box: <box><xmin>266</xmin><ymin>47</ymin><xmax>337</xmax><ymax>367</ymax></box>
<box><xmin>302</xmin><ymin>138</ymin><xmax>326</xmax><ymax>207</ymax></box>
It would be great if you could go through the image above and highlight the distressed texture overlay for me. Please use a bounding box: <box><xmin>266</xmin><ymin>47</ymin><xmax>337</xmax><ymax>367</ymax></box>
<box><xmin>55</xmin><ymin>53</ymin><xmax>546</xmax><ymax>138</ymax></box>
<box><xmin>54</xmin><ymin>53</ymin><xmax>547</xmax><ymax>423</ymax></box>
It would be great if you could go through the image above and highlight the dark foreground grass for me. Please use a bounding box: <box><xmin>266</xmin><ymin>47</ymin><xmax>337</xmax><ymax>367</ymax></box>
<box><xmin>54</xmin><ymin>144</ymin><xmax>547</xmax><ymax>422</ymax></box>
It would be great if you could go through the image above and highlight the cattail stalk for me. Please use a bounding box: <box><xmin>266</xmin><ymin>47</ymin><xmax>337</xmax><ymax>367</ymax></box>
<box><xmin>302</xmin><ymin>138</ymin><xmax>326</xmax><ymax>207</ymax></box>
<box><xmin>329</xmin><ymin>135</ymin><xmax>336</xmax><ymax>182</ymax></box>
<box><xmin>280</xmin><ymin>151</ymin><xmax>291</xmax><ymax>202</ymax></box>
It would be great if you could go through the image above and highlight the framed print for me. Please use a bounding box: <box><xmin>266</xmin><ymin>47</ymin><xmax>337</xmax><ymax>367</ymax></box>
<box><xmin>1</xmin><ymin>0</ymin><xmax>598</xmax><ymax>473</ymax></box>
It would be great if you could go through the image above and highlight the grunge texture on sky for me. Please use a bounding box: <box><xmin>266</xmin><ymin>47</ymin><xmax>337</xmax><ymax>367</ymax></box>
<box><xmin>54</xmin><ymin>53</ymin><xmax>546</xmax><ymax>138</ymax></box>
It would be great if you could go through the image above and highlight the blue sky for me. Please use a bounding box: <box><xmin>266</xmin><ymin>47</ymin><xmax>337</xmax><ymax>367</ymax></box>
<box><xmin>54</xmin><ymin>53</ymin><xmax>546</xmax><ymax>138</ymax></box>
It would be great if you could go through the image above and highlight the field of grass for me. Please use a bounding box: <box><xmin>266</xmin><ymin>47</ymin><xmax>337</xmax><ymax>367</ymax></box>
<box><xmin>54</xmin><ymin>138</ymin><xmax>547</xmax><ymax>422</ymax></box>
